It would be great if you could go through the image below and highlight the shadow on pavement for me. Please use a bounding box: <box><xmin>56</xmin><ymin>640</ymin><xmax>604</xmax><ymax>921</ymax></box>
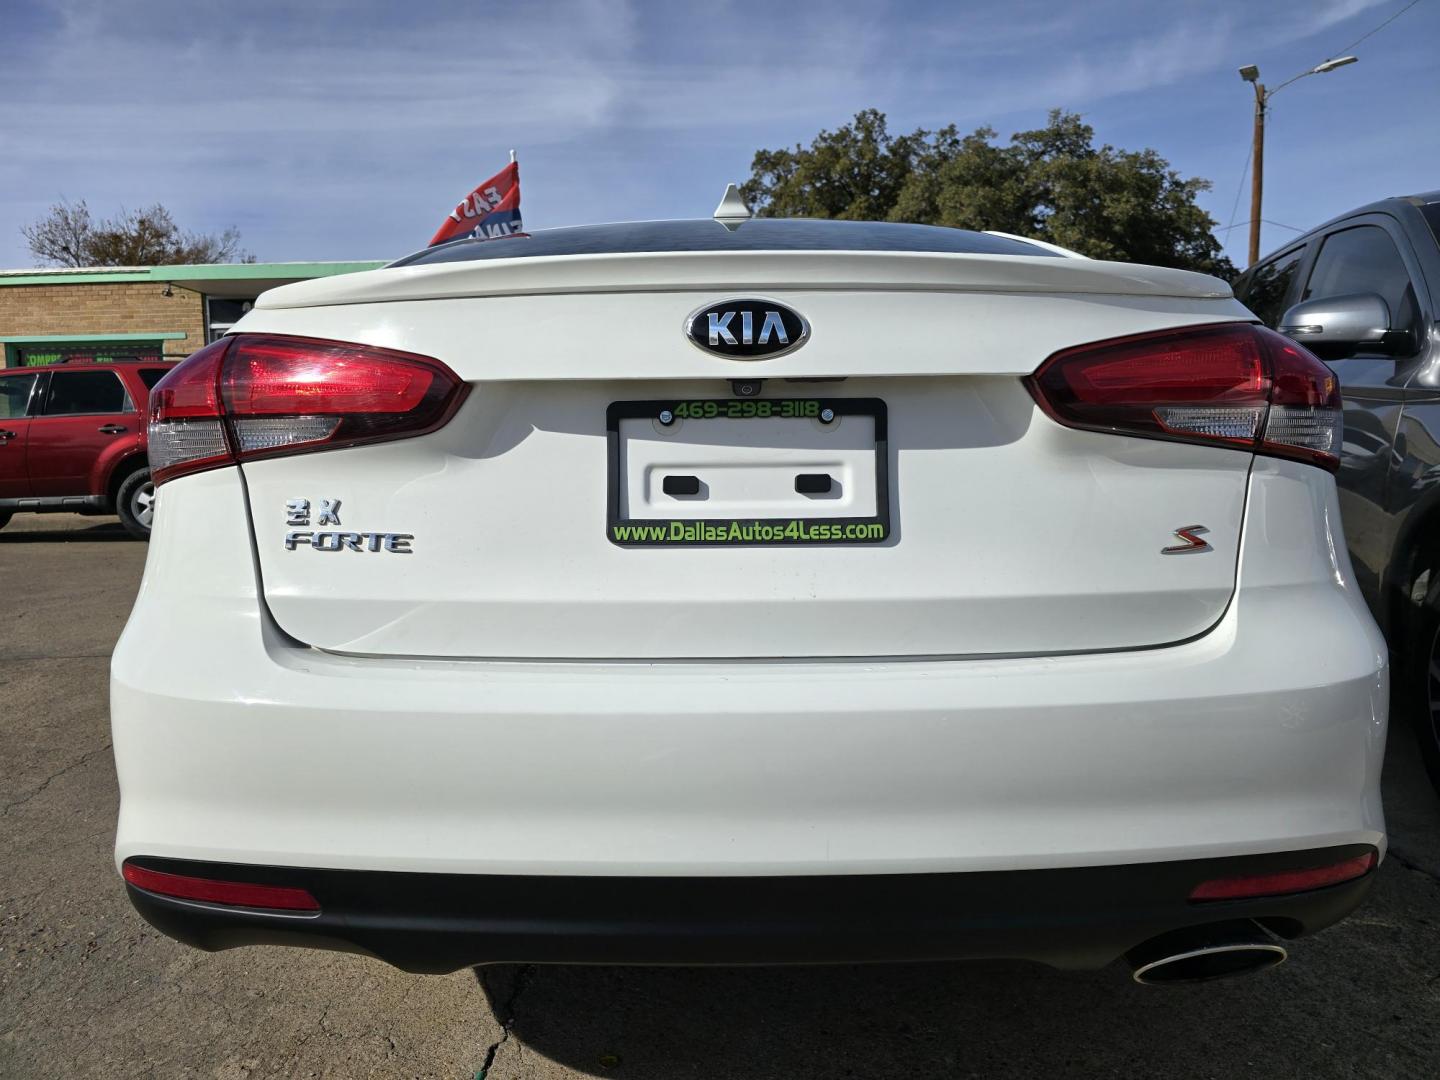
<box><xmin>0</xmin><ymin>521</ymin><xmax>136</xmax><ymax>542</ymax></box>
<box><xmin>474</xmin><ymin>930</ymin><xmax>1428</xmax><ymax>1080</ymax></box>
<box><xmin>473</xmin><ymin>722</ymin><xmax>1440</xmax><ymax>1080</ymax></box>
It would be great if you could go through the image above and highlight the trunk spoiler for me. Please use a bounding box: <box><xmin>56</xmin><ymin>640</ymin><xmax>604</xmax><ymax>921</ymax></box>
<box><xmin>256</xmin><ymin>250</ymin><xmax>1230</xmax><ymax>310</ymax></box>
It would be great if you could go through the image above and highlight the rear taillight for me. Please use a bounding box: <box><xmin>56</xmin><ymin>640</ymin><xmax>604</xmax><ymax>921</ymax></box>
<box><xmin>147</xmin><ymin>334</ymin><xmax>467</xmax><ymax>485</ymax></box>
<box><xmin>1026</xmin><ymin>323</ymin><xmax>1341</xmax><ymax>470</ymax></box>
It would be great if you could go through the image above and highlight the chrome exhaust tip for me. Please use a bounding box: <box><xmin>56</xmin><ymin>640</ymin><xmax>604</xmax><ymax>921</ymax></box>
<box><xmin>1127</xmin><ymin>921</ymin><xmax>1288</xmax><ymax>985</ymax></box>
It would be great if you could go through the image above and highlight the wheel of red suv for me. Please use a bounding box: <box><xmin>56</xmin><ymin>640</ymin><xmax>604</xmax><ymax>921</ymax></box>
<box><xmin>0</xmin><ymin>511</ymin><xmax>11</xmax><ymax>530</ymax></box>
<box><xmin>116</xmin><ymin>468</ymin><xmax>155</xmax><ymax>540</ymax></box>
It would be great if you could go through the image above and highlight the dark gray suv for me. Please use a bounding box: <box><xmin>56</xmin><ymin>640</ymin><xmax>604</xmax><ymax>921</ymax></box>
<box><xmin>1237</xmin><ymin>192</ymin><xmax>1440</xmax><ymax>791</ymax></box>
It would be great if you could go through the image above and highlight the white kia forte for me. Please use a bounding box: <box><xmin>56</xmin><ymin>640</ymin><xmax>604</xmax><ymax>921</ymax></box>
<box><xmin>111</xmin><ymin>214</ymin><xmax>1387</xmax><ymax>985</ymax></box>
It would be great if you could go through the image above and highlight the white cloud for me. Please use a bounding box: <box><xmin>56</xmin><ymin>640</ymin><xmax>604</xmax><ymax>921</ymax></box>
<box><xmin>942</xmin><ymin>14</ymin><xmax>1239</xmax><ymax>121</ymax></box>
<box><xmin>1310</xmin><ymin>0</ymin><xmax>1390</xmax><ymax>32</ymax></box>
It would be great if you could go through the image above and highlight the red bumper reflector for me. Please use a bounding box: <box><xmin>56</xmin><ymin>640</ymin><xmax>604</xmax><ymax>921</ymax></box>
<box><xmin>1189</xmin><ymin>852</ymin><xmax>1377</xmax><ymax>901</ymax></box>
<box><xmin>122</xmin><ymin>863</ymin><xmax>320</xmax><ymax>912</ymax></box>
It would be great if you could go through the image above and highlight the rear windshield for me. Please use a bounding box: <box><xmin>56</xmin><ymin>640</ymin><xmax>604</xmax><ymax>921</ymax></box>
<box><xmin>392</xmin><ymin>218</ymin><xmax>1059</xmax><ymax>267</ymax></box>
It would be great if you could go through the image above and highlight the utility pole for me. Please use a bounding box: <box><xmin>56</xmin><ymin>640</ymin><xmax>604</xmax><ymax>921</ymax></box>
<box><xmin>1248</xmin><ymin>80</ymin><xmax>1266</xmax><ymax>268</ymax></box>
<box><xmin>1238</xmin><ymin>56</ymin><xmax>1357</xmax><ymax>267</ymax></box>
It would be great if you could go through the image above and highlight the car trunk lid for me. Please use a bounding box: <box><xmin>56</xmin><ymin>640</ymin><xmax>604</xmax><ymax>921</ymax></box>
<box><xmin>232</xmin><ymin>254</ymin><xmax>1254</xmax><ymax>660</ymax></box>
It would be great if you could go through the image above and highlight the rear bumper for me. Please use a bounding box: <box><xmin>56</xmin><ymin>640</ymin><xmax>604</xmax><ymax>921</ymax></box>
<box><xmin>113</xmin><ymin>465</ymin><xmax>1389</xmax><ymax>881</ymax></box>
<box><xmin>123</xmin><ymin>848</ymin><xmax>1378</xmax><ymax>973</ymax></box>
<box><xmin>114</xmin><ymin>460</ymin><xmax>1390</xmax><ymax>975</ymax></box>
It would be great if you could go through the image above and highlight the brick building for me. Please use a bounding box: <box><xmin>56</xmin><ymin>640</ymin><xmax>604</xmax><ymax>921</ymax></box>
<box><xmin>0</xmin><ymin>262</ymin><xmax>384</xmax><ymax>367</ymax></box>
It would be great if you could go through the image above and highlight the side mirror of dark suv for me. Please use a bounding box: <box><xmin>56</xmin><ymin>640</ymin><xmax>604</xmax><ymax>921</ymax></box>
<box><xmin>1279</xmin><ymin>292</ymin><xmax>1416</xmax><ymax>359</ymax></box>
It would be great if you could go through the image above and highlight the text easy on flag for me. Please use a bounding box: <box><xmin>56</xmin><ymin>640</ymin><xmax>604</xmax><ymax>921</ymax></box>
<box><xmin>428</xmin><ymin>161</ymin><xmax>522</xmax><ymax>246</ymax></box>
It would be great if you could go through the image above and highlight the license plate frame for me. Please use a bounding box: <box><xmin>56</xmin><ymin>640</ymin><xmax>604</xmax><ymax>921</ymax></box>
<box><xmin>605</xmin><ymin>397</ymin><xmax>890</xmax><ymax>547</ymax></box>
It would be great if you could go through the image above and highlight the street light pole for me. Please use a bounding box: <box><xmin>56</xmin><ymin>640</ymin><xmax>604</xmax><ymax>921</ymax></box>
<box><xmin>1238</xmin><ymin>56</ymin><xmax>1357</xmax><ymax>268</ymax></box>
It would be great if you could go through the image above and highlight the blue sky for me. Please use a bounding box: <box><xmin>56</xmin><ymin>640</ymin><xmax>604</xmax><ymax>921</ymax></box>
<box><xmin>1</xmin><ymin>0</ymin><xmax>1436</xmax><ymax>270</ymax></box>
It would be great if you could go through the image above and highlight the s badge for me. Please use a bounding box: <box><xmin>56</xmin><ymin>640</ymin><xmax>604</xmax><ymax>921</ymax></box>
<box><xmin>1161</xmin><ymin>525</ymin><xmax>1212</xmax><ymax>555</ymax></box>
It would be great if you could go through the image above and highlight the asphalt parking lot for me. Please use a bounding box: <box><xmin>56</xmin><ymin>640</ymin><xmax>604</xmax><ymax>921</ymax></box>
<box><xmin>3</xmin><ymin>513</ymin><xmax>1440</xmax><ymax>1079</ymax></box>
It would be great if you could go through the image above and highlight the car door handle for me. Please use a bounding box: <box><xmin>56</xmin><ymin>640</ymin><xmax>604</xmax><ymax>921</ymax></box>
<box><xmin>98</xmin><ymin>424</ymin><xmax>128</xmax><ymax>434</ymax></box>
<box><xmin>0</xmin><ymin>429</ymin><xmax>15</xmax><ymax>438</ymax></box>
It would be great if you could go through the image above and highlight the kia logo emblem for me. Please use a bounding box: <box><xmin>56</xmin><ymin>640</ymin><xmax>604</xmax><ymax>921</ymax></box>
<box><xmin>684</xmin><ymin>298</ymin><xmax>809</xmax><ymax>360</ymax></box>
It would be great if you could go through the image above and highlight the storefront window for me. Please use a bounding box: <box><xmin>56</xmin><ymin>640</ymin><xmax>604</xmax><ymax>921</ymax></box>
<box><xmin>10</xmin><ymin>342</ymin><xmax>164</xmax><ymax>366</ymax></box>
<box><xmin>206</xmin><ymin>298</ymin><xmax>255</xmax><ymax>342</ymax></box>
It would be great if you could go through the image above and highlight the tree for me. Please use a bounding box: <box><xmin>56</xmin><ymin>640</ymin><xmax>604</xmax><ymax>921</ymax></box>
<box><xmin>21</xmin><ymin>199</ymin><xmax>254</xmax><ymax>267</ymax></box>
<box><xmin>20</xmin><ymin>199</ymin><xmax>92</xmax><ymax>267</ymax></box>
<box><xmin>742</xmin><ymin>110</ymin><xmax>1235</xmax><ymax>277</ymax></box>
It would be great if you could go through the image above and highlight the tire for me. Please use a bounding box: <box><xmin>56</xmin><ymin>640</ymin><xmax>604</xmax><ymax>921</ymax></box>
<box><xmin>0</xmin><ymin>511</ymin><xmax>11</xmax><ymax>530</ymax></box>
<box><xmin>1408</xmin><ymin>567</ymin><xmax>1440</xmax><ymax>794</ymax></box>
<box><xmin>115</xmin><ymin>468</ymin><xmax>155</xmax><ymax>540</ymax></box>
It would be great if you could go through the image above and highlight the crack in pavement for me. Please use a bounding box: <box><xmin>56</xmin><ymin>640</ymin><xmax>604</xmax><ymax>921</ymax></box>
<box><xmin>1386</xmin><ymin>846</ymin><xmax>1440</xmax><ymax>887</ymax></box>
<box><xmin>0</xmin><ymin>741</ymin><xmax>113</xmax><ymax>817</ymax></box>
<box><xmin>475</xmin><ymin>964</ymin><xmax>536</xmax><ymax>1080</ymax></box>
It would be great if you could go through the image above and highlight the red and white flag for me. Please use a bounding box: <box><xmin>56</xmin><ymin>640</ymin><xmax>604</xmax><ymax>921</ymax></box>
<box><xmin>428</xmin><ymin>160</ymin><xmax>522</xmax><ymax>246</ymax></box>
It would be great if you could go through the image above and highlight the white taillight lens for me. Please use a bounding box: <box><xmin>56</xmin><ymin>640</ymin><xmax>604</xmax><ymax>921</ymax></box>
<box><xmin>230</xmin><ymin>416</ymin><xmax>341</xmax><ymax>453</ymax></box>
<box><xmin>147</xmin><ymin>335</ymin><xmax>467</xmax><ymax>485</ymax></box>
<box><xmin>147</xmin><ymin>418</ymin><xmax>230</xmax><ymax>477</ymax></box>
<box><xmin>1154</xmin><ymin>405</ymin><xmax>1266</xmax><ymax>441</ymax></box>
<box><xmin>1263</xmin><ymin>405</ymin><xmax>1342</xmax><ymax>461</ymax></box>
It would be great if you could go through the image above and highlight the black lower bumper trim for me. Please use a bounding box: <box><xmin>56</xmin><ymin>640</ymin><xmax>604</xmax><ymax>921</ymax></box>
<box><xmin>0</xmin><ymin>494</ymin><xmax>107</xmax><ymax>514</ymax></box>
<box><xmin>123</xmin><ymin>846</ymin><xmax>1378</xmax><ymax>974</ymax></box>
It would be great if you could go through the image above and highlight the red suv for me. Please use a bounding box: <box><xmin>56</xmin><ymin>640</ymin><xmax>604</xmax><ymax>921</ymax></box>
<box><xmin>0</xmin><ymin>361</ymin><xmax>176</xmax><ymax>539</ymax></box>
